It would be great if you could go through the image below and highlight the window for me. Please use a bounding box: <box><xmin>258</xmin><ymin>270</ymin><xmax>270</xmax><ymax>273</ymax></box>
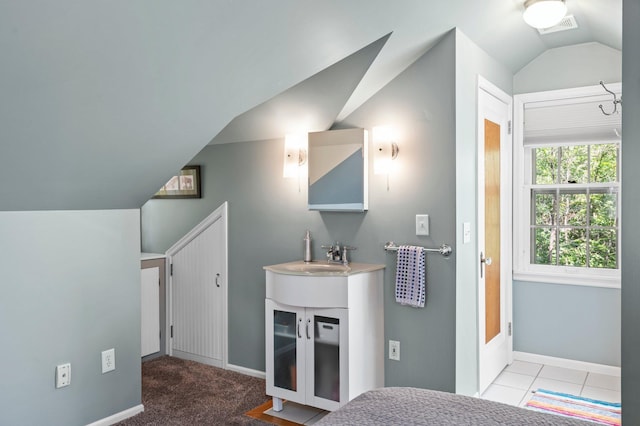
<box><xmin>530</xmin><ymin>143</ymin><xmax>619</xmax><ymax>268</ymax></box>
<box><xmin>514</xmin><ymin>85</ymin><xmax>621</xmax><ymax>288</ymax></box>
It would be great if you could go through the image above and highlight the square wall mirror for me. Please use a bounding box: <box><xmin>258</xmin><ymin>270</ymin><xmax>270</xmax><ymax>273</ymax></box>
<box><xmin>308</xmin><ymin>128</ymin><xmax>368</xmax><ymax>211</ymax></box>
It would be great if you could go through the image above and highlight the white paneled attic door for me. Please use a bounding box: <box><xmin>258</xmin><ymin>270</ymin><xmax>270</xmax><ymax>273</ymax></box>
<box><xmin>167</xmin><ymin>202</ymin><xmax>228</xmax><ymax>368</ymax></box>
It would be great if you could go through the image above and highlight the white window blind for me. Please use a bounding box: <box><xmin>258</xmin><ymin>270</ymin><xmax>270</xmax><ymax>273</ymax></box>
<box><xmin>524</xmin><ymin>94</ymin><xmax>621</xmax><ymax>146</ymax></box>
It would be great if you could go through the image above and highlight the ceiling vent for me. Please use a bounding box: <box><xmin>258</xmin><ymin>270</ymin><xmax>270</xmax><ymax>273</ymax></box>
<box><xmin>537</xmin><ymin>15</ymin><xmax>578</xmax><ymax>34</ymax></box>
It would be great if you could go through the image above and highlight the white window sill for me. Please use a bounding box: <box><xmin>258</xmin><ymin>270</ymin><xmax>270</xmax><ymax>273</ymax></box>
<box><xmin>513</xmin><ymin>270</ymin><xmax>621</xmax><ymax>289</ymax></box>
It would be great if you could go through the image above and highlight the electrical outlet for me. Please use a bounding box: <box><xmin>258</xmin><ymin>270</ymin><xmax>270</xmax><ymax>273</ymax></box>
<box><xmin>56</xmin><ymin>363</ymin><xmax>71</xmax><ymax>388</ymax></box>
<box><xmin>102</xmin><ymin>348</ymin><xmax>115</xmax><ymax>373</ymax></box>
<box><xmin>389</xmin><ymin>340</ymin><xmax>400</xmax><ymax>361</ymax></box>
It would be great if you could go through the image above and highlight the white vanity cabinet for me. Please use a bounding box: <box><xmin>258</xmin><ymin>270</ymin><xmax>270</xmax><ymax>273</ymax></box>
<box><xmin>264</xmin><ymin>262</ymin><xmax>384</xmax><ymax>412</ymax></box>
<box><xmin>266</xmin><ymin>300</ymin><xmax>347</xmax><ymax>411</ymax></box>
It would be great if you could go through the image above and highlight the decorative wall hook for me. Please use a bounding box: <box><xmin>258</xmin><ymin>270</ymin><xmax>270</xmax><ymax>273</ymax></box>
<box><xmin>598</xmin><ymin>80</ymin><xmax>622</xmax><ymax>116</ymax></box>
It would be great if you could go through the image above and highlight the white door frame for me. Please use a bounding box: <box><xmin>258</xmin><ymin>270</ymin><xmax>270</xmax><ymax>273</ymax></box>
<box><xmin>477</xmin><ymin>76</ymin><xmax>513</xmax><ymax>393</ymax></box>
<box><xmin>165</xmin><ymin>201</ymin><xmax>228</xmax><ymax>369</ymax></box>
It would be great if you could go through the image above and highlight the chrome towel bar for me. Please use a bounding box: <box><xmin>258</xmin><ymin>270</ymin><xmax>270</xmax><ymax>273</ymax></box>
<box><xmin>384</xmin><ymin>241</ymin><xmax>453</xmax><ymax>257</ymax></box>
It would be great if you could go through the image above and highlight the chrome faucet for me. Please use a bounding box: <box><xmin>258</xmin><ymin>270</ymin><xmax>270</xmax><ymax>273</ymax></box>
<box><xmin>321</xmin><ymin>242</ymin><xmax>340</xmax><ymax>263</ymax></box>
<box><xmin>321</xmin><ymin>242</ymin><xmax>356</xmax><ymax>265</ymax></box>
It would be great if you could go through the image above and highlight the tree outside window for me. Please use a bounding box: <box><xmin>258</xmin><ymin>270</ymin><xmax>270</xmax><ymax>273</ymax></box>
<box><xmin>530</xmin><ymin>143</ymin><xmax>619</xmax><ymax>270</ymax></box>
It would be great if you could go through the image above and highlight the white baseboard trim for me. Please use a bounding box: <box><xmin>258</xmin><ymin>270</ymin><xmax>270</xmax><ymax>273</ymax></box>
<box><xmin>226</xmin><ymin>363</ymin><xmax>266</xmax><ymax>379</ymax></box>
<box><xmin>172</xmin><ymin>350</ymin><xmax>224</xmax><ymax>368</ymax></box>
<box><xmin>167</xmin><ymin>353</ymin><xmax>264</xmax><ymax>379</ymax></box>
<box><xmin>513</xmin><ymin>351</ymin><xmax>621</xmax><ymax>377</ymax></box>
<box><xmin>86</xmin><ymin>404</ymin><xmax>144</xmax><ymax>426</ymax></box>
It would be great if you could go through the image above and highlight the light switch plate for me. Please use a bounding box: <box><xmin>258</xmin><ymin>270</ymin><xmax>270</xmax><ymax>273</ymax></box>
<box><xmin>389</xmin><ymin>340</ymin><xmax>400</xmax><ymax>361</ymax></box>
<box><xmin>463</xmin><ymin>222</ymin><xmax>471</xmax><ymax>244</ymax></box>
<box><xmin>416</xmin><ymin>215</ymin><xmax>429</xmax><ymax>236</ymax></box>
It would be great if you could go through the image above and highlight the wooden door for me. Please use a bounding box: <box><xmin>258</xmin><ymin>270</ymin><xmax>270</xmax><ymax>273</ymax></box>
<box><xmin>478</xmin><ymin>81</ymin><xmax>512</xmax><ymax>394</ymax></box>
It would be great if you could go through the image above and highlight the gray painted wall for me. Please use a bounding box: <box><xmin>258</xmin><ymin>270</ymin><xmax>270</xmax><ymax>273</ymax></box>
<box><xmin>514</xmin><ymin>282</ymin><xmax>620</xmax><ymax>365</ymax></box>
<box><xmin>0</xmin><ymin>210</ymin><xmax>141</xmax><ymax>426</ymax></box>
<box><xmin>453</xmin><ymin>29</ymin><xmax>513</xmax><ymax>395</ymax></box>
<box><xmin>339</xmin><ymin>30</ymin><xmax>457</xmax><ymax>390</ymax></box>
<box><xmin>143</xmin><ymin>31</ymin><xmax>460</xmax><ymax>391</ymax></box>
<box><xmin>511</xmin><ymin>43</ymin><xmax>622</xmax><ymax>367</ymax></box>
<box><xmin>621</xmin><ymin>0</ymin><xmax>640</xmax><ymax>423</ymax></box>
<box><xmin>514</xmin><ymin>42</ymin><xmax>622</xmax><ymax>94</ymax></box>
<box><xmin>512</xmin><ymin>281</ymin><xmax>620</xmax><ymax>366</ymax></box>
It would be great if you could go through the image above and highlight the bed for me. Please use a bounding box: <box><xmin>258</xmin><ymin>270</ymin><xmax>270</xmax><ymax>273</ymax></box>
<box><xmin>315</xmin><ymin>387</ymin><xmax>590</xmax><ymax>425</ymax></box>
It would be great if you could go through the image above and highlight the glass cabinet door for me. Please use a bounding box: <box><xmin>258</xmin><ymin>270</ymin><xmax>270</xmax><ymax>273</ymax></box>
<box><xmin>306</xmin><ymin>308</ymin><xmax>348</xmax><ymax>411</ymax></box>
<box><xmin>265</xmin><ymin>299</ymin><xmax>306</xmax><ymax>405</ymax></box>
<box><xmin>273</xmin><ymin>309</ymin><xmax>298</xmax><ymax>391</ymax></box>
<box><xmin>313</xmin><ymin>316</ymin><xmax>340</xmax><ymax>401</ymax></box>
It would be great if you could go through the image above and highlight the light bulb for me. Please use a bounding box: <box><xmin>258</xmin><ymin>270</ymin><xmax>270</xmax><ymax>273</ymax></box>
<box><xmin>523</xmin><ymin>0</ymin><xmax>567</xmax><ymax>29</ymax></box>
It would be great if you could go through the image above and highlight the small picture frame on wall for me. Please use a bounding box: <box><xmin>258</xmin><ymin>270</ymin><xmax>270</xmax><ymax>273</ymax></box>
<box><xmin>153</xmin><ymin>166</ymin><xmax>201</xmax><ymax>199</ymax></box>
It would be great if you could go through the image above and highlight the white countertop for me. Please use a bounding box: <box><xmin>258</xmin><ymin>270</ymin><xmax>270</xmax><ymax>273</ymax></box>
<box><xmin>141</xmin><ymin>252</ymin><xmax>166</xmax><ymax>261</ymax></box>
<box><xmin>264</xmin><ymin>260</ymin><xmax>385</xmax><ymax>276</ymax></box>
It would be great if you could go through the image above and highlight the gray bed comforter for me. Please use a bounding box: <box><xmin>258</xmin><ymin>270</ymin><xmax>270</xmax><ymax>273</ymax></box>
<box><xmin>315</xmin><ymin>387</ymin><xmax>591</xmax><ymax>425</ymax></box>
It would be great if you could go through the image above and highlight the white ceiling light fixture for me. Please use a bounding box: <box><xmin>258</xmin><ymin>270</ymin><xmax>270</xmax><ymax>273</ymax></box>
<box><xmin>523</xmin><ymin>0</ymin><xmax>568</xmax><ymax>29</ymax></box>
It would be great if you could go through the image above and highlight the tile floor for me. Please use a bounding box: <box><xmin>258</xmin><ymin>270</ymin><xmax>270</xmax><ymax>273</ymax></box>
<box><xmin>480</xmin><ymin>360</ymin><xmax>621</xmax><ymax>407</ymax></box>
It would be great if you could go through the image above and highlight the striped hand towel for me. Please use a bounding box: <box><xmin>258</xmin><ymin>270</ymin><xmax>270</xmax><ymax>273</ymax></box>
<box><xmin>395</xmin><ymin>245</ymin><xmax>426</xmax><ymax>307</ymax></box>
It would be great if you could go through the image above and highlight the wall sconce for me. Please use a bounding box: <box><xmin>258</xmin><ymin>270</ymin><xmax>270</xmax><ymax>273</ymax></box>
<box><xmin>373</xmin><ymin>126</ymin><xmax>399</xmax><ymax>175</ymax></box>
<box><xmin>523</xmin><ymin>0</ymin><xmax>567</xmax><ymax>29</ymax></box>
<box><xmin>283</xmin><ymin>133</ymin><xmax>308</xmax><ymax>178</ymax></box>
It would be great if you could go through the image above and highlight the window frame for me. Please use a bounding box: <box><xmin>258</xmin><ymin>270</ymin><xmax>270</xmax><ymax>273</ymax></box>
<box><xmin>513</xmin><ymin>85</ymin><xmax>621</xmax><ymax>289</ymax></box>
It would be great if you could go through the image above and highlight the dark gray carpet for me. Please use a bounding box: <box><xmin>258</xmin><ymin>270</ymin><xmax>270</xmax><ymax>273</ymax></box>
<box><xmin>117</xmin><ymin>356</ymin><xmax>270</xmax><ymax>425</ymax></box>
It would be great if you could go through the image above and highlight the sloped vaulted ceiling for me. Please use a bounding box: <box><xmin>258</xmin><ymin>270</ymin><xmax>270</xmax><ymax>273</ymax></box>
<box><xmin>0</xmin><ymin>1</ymin><xmax>621</xmax><ymax>211</ymax></box>
<box><xmin>210</xmin><ymin>34</ymin><xmax>391</xmax><ymax>144</ymax></box>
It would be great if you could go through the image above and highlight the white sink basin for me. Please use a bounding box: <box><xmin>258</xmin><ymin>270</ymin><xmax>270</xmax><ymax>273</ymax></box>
<box><xmin>264</xmin><ymin>260</ymin><xmax>384</xmax><ymax>276</ymax></box>
<box><xmin>266</xmin><ymin>261</ymin><xmax>351</xmax><ymax>275</ymax></box>
<box><xmin>264</xmin><ymin>261</ymin><xmax>385</xmax><ymax>307</ymax></box>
